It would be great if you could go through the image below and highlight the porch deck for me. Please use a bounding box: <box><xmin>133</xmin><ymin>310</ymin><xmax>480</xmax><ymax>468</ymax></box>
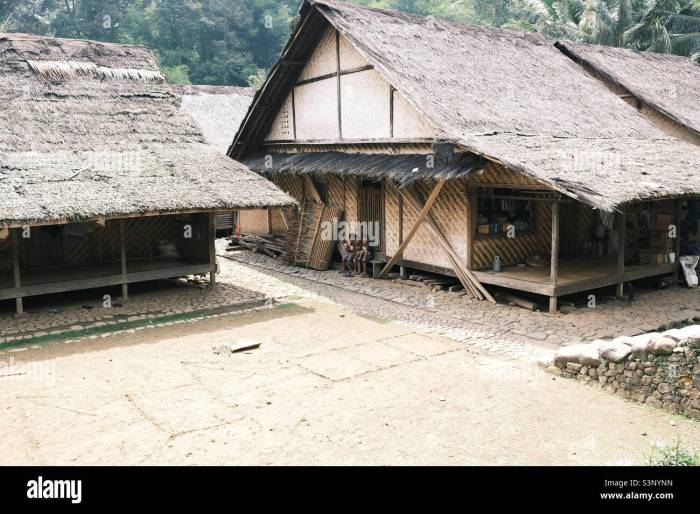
<box><xmin>473</xmin><ymin>256</ymin><xmax>678</xmax><ymax>297</ymax></box>
<box><xmin>0</xmin><ymin>259</ymin><xmax>214</xmax><ymax>301</ymax></box>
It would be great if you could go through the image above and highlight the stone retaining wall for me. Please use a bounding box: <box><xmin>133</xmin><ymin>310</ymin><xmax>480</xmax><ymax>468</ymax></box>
<box><xmin>543</xmin><ymin>327</ymin><xmax>700</xmax><ymax>420</ymax></box>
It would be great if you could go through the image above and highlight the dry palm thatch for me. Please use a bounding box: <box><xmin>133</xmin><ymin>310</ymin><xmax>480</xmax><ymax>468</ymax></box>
<box><xmin>555</xmin><ymin>40</ymin><xmax>700</xmax><ymax>139</ymax></box>
<box><xmin>0</xmin><ymin>33</ymin><xmax>295</xmax><ymax>227</ymax></box>
<box><xmin>232</xmin><ymin>0</ymin><xmax>700</xmax><ymax>212</ymax></box>
<box><xmin>173</xmin><ymin>85</ymin><xmax>256</xmax><ymax>154</ymax></box>
<box><xmin>243</xmin><ymin>151</ymin><xmax>483</xmax><ymax>187</ymax></box>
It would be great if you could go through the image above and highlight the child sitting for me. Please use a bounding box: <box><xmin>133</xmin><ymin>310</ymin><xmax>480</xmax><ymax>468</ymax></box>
<box><xmin>342</xmin><ymin>240</ymin><xmax>355</xmax><ymax>276</ymax></box>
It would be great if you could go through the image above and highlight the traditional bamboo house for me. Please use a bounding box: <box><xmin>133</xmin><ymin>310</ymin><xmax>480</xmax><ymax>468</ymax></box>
<box><xmin>229</xmin><ymin>0</ymin><xmax>700</xmax><ymax>312</ymax></box>
<box><xmin>0</xmin><ymin>33</ymin><xmax>294</xmax><ymax>314</ymax></box>
<box><xmin>555</xmin><ymin>42</ymin><xmax>700</xmax><ymax>146</ymax></box>
<box><xmin>174</xmin><ymin>85</ymin><xmax>257</xmax><ymax>235</ymax></box>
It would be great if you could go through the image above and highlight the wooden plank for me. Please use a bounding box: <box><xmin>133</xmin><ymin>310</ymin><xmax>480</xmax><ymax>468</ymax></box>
<box><xmin>12</xmin><ymin>228</ymin><xmax>23</xmax><ymax>315</ymax></box>
<box><xmin>378</xmin><ymin>180</ymin><xmax>445</xmax><ymax>278</ymax></box>
<box><xmin>549</xmin><ymin>199</ymin><xmax>560</xmax><ymax>313</ymax></box>
<box><xmin>120</xmin><ymin>219</ymin><xmax>128</xmax><ymax>301</ymax></box>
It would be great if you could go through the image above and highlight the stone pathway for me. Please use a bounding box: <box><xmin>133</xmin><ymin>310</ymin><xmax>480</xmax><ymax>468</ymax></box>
<box><xmin>0</xmin><ymin>278</ymin><xmax>265</xmax><ymax>348</ymax></box>
<box><xmin>219</xmin><ymin>243</ymin><xmax>700</xmax><ymax>361</ymax></box>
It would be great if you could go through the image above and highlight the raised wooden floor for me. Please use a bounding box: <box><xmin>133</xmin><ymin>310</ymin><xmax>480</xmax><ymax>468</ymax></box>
<box><xmin>0</xmin><ymin>259</ymin><xmax>214</xmax><ymax>301</ymax></box>
<box><xmin>473</xmin><ymin>256</ymin><xmax>678</xmax><ymax>297</ymax></box>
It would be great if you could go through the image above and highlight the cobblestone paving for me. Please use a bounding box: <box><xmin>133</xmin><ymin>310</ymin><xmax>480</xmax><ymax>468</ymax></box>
<box><xmin>219</xmin><ymin>243</ymin><xmax>700</xmax><ymax>361</ymax></box>
<box><xmin>0</xmin><ymin>279</ymin><xmax>264</xmax><ymax>345</ymax></box>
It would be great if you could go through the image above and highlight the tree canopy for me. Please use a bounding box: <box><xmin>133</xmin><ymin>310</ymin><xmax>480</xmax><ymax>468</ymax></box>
<box><xmin>1</xmin><ymin>0</ymin><xmax>697</xmax><ymax>87</ymax></box>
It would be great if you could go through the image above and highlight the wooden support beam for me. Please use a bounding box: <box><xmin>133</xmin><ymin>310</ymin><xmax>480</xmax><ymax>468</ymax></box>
<box><xmin>378</xmin><ymin>180</ymin><xmax>445</xmax><ymax>278</ymax></box>
<box><xmin>465</xmin><ymin>185</ymin><xmax>476</xmax><ymax>270</ymax></box>
<box><xmin>616</xmin><ymin>209</ymin><xmax>626</xmax><ymax>297</ymax></box>
<box><xmin>549</xmin><ymin>199</ymin><xmax>560</xmax><ymax>313</ymax></box>
<box><xmin>336</xmin><ymin>30</ymin><xmax>342</xmax><ymax>140</ymax></box>
<box><xmin>400</xmin><ymin>185</ymin><xmax>495</xmax><ymax>303</ymax></box>
<box><xmin>673</xmin><ymin>199</ymin><xmax>681</xmax><ymax>263</ymax></box>
<box><xmin>119</xmin><ymin>219</ymin><xmax>128</xmax><ymax>301</ymax></box>
<box><xmin>12</xmin><ymin>228</ymin><xmax>23</xmax><ymax>315</ymax></box>
<box><xmin>209</xmin><ymin>212</ymin><xmax>217</xmax><ymax>285</ymax></box>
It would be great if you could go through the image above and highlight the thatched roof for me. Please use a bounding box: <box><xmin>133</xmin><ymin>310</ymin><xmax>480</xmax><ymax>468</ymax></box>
<box><xmin>232</xmin><ymin>0</ymin><xmax>700</xmax><ymax>211</ymax></box>
<box><xmin>174</xmin><ymin>85</ymin><xmax>256</xmax><ymax>154</ymax></box>
<box><xmin>555</xmin><ymin>41</ymin><xmax>700</xmax><ymax>140</ymax></box>
<box><xmin>0</xmin><ymin>33</ymin><xmax>294</xmax><ymax>227</ymax></box>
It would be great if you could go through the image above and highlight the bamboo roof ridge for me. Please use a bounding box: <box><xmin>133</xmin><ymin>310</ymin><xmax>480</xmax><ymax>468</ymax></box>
<box><xmin>0</xmin><ymin>32</ymin><xmax>294</xmax><ymax>227</ymax></box>
<box><xmin>234</xmin><ymin>0</ymin><xmax>700</xmax><ymax>211</ymax></box>
<box><xmin>555</xmin><ymin>41</ymin><xmax>700</xmax><ymax>140</ymax></box>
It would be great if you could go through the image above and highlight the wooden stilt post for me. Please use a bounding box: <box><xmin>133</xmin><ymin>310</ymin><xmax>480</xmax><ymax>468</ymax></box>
<box><xmin>673</xmin><ymin>198</ymin><xmax>681</xmax><ymax>266</ymax></box>
<box><xmin>549</xmin><ymin>199</ymin><xmax>560</xmax><ymax>314</ymax></box>
<box><xmin>465</xmin><ymin>184</ymin><xmax>476</xmax><ymax>270</ymax></box>
<box><xmin>12</xmin><ymin>228</ymin><xmax>23</xmax><ymax>316</ymax></box>
<box><xmin>209</xmin><ymin>212</ymin><xmax>217</xmax><ymax>285</ymax></box>
<box><xmin>119</xmin><ymin>219</ymin><xmax>128</xmax><ymax>301</ymax></box>
<box><xmin>616</xmin><ymin>208</ymin><xmax>626</xmax><ymax>297</ymax></box>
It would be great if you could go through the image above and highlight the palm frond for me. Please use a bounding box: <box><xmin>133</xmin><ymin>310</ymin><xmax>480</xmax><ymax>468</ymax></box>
<box><xmin>670</xmin><ymin>31</ymin><xmax>700</xmax><ymax>53</ymax></box>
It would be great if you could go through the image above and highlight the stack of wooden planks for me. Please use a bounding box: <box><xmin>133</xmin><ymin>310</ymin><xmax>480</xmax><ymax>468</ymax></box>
<box><xmin>227</xmin><ymin>234</ymin><xmax>286</xmax><ymax>259</ymax></box>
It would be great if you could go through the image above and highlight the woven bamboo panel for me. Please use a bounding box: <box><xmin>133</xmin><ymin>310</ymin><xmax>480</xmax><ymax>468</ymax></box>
<box><xmin>467</xmin><ymin>160</ymin><xmax>544</xmax><ymax>188</ymax></box>
<box><xmin>344</xmin><ymin>177</ymin><xmax>359</xmax><ymax>223</ymax></box>
<box><xmin>270</xmin><ymin>208</ymin><xmax>290</xmax><ymax>235</ymax></box>
<box><xmin>402</xmin><ymin>179</ymin><xmax>468</xmax><ymax>269</ymax></box>
<box><xmin>384</xmin><ymin>180</ymin><xmax>400</xmax><ymax>256</ymax></box>
<box><xmin>308</xmin><ymin>206</ymin><xmax>342</xmax><ymax>271</ymax></box>
<box><xmin>327</xmin><ymin>175</ymin><xmax>345</xmax><ymax>210</ymax></box>
<box><xmin>239</xmin><ymin>209</ymin><xmax>270</xmax><ymax>235</ymax></box>
<box><xmin>274</xmin><ymin>174</ymin><xmax>305</xmax><ymax>203</ymax></box>
<box><xmin>578</xmin><ymin>204</ymin><xmax>595</xmax><ymax>245</ymax></box>
<box><xmin>125</xmin><ymin>216</ymin><xmax>177</xmax><ymax>260</ymax></box>
<box><xmin>473</xmin><ymin>201</ymin><xmax>552</xmax><ymax>269</ymax></box>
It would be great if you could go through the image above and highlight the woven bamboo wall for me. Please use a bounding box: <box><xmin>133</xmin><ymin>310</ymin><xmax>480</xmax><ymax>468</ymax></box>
<box><xmin>327</xmin><ymin>175</ymin><xmax>345</xmax><ymax>210</ymax></box>
<box><xmin>472</xmin><ymin>202</ymin><xmax>552</xmax><ymax>269</ymax></box>
<box><xmin>402</xmin><ymin>179</ymin><xmax>468</xmax><ymax>269</ymax></box>
<box><xmin>344</xmin><ymin>177</ymin><xmax>359</xmax><ymax>223</ymax></box>
<box><xmin>239</xmin><ymin>209</ymin><xmax>270</xmax><ymax>235</ymax></box>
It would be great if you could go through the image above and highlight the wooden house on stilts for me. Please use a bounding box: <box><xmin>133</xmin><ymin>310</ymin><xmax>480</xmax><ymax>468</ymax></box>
<box><xmin>0</xmin><ymin>33</ymin><xmax>294</xmax><ymax>314</ymax></box>
<box><xmin>230</xmin><ymin>0</ymin><xmax>700</xmax><ymax>313</ymax></box>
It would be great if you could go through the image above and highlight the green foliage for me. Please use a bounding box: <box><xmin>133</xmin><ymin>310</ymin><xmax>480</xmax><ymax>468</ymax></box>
<box><xmin>647</xmin><ymin>439</ymin><xmax>698</xmax><ymax>466</ymax></box>
<box><xmin>518</xmin><ymin>0</ymin><xmax>700</xmax><ymax>60</ymax></box>
<box><xmin>2</xmin><ymin>0</ymin><xmax>696</xmax><ymax>87</ymax></box>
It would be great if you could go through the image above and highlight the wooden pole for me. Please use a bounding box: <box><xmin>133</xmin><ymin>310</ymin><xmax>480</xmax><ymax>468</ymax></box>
<box><xmin>465</xmin><ymin>184</ymin><xmax>475</xmax><ymax>270</ymax></box>
<box><xmin>209</xmin><ymin>212</ymin><xmax>217</xmax><ymax>285</ymax></box>
<box><xmin>673</xmin><ymin>198</ymin><xmax>681</xmax><ymax>262</ymax></box>
<box><xmin>378</xmin><ymin>180</ymin><xmax>445</xmax><ymax>278</ymax></box>
<box><xmin>549</xmin><ymin>199</ymin><xmax>560</xmax><ymax>314</ymax></box>
<box><xmin>12</xmin><ymin>228</ymin><xmax>23</xmax><ymax>316</ymax></box>
<box><xmin>119</xmin><ymin>219</ymin><xmax>128</xmax><ymax>301</ymax></box>
<box><xmin>616</xmin><ymin>208</ymin><xmax>626</xmax><ymax>297</ymax></box>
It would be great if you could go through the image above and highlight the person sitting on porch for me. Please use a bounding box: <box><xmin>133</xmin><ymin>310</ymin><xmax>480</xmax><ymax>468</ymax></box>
<box><xmin>355</xmin><ymin>239</ymin><xmax>372</xmax><ymax>276</ymax></box>
<box><xmin>342</xmin><ymin>240</ymin><xmax>355</xmax><ymax>277</ymax></box>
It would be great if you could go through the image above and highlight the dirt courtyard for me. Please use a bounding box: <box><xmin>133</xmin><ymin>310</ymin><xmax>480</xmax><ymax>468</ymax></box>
<box><xmin>1</xmin><ymin>294</ymin><xmax>699</xmax><ymax>465</ymax></box>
